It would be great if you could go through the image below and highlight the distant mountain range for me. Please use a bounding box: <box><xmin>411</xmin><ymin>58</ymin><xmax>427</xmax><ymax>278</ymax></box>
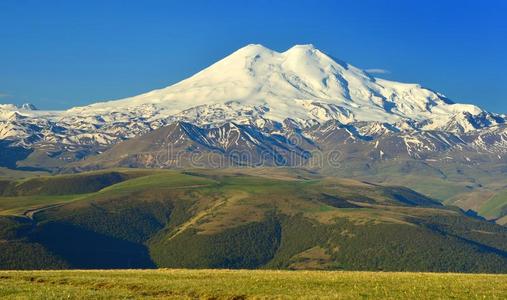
<box><xmin>1</xmin><ymin>44</ymin><xmax>506</xmax><ymax>223</ymax></box>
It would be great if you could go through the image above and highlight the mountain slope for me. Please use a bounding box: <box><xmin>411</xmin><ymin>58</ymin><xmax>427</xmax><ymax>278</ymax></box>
<box><xmin>1</xmin><ymin>169</ymin><xmax>506</xmax><ymax>272</ymax></box>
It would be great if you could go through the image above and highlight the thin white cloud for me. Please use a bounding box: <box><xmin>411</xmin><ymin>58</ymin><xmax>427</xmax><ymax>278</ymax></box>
<box><xmin>365</xmin><ymin>68</ymin><xmax>390</xmax><ymax>74</ymax></box>
<box><xmin>0</xmin><ymin>93</ymin><xmax>9</xmax><ymax>98</ymax></box>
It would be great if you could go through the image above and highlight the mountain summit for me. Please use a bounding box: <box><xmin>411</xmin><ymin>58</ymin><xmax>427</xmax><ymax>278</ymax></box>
<box><xmin>65</xmin><ymin>44</ymin><xmax>502</xmax><ymax>132</ymax></box>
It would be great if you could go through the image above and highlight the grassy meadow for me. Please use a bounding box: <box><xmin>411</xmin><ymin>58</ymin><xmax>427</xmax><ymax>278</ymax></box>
<box><xmin>0</xmin><ymin>269</ymin><xmax>506</xmax><ymax>299</ymax></box>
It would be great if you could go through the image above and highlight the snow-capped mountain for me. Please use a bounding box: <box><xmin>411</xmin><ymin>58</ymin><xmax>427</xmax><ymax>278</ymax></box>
<box><xmin>1</xmin><ymin>44</ymin><xmax>506</xmax><ymax>169</ymax></box>
<box><xmin>64</xmin><ymin>44</ymin><xmax>503</xmax><ymax>131</ymax></box>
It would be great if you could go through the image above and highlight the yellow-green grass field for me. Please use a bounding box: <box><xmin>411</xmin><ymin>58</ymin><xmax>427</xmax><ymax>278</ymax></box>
<box><xmin>0</xmin><ymin>269</ymin><xmax>506</xmax><ymax>299</ymax></box>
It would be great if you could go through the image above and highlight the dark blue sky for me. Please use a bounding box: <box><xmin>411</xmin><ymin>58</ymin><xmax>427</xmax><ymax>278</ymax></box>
<box><xmin>1</xmin><ymin>0</ymin><xmax>506</xmax><ymax>113</ymax></box>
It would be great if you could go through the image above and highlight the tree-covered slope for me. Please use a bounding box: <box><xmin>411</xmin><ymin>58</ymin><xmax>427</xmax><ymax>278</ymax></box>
<box><xmin>0</xmin><ymin>168</ymin><xmax>506</xmax><ymax>272</ymax></box>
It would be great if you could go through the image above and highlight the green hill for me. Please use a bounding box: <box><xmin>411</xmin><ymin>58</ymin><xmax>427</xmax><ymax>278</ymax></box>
<box><xmin>0</xmin><ymin>168</ymin><xmax>506</xmax><ymax>272</ymax></box>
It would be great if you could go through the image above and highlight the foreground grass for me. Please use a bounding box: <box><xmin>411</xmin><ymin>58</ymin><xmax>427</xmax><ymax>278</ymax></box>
<box><xmin>0</xmin><ymin>269</ymin><xmax>506</xmax><ymax>299</ymax></box>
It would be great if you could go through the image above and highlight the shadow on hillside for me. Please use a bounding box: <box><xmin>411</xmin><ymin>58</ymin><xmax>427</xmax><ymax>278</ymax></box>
<box><xmin>30</xmin><ymin>222</ymin><xmax>156</xmax><ymax>269</ymax></box>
